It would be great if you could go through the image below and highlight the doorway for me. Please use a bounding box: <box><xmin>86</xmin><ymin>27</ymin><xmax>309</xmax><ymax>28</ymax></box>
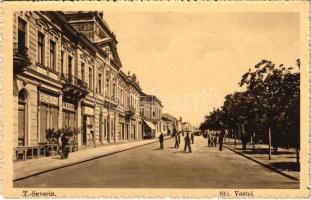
<box><xmin>82</xmin><ymin>115</ymin><xmax>87</xmax><ymax>145</ymax></box>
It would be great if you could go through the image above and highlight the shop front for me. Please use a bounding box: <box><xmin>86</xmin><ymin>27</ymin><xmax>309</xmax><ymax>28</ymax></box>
<box><xmin>82</xmin><ymin>105</ymin><xmax>95</xmax><ymax>147</ymax></box>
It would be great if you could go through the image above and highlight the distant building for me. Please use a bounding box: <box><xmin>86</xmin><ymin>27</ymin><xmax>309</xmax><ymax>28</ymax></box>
<box><xmin>162</xmin><ymin>113</ymin><xmax>177</xmax><ymax>135</ymax></box>
<box><xmin>182</xmin><ymin>122</ymin><xmax>192</xmax><ymax>133</ymax></box>
<box><xmin>140</xmin><ymin>94</ymin><xmax>163</xmax><ymax>138</ymax></box>
<box><xmin>176</xmin><ymin>117</ymin><xmax>183</xmax><ymax>132</ymax></box>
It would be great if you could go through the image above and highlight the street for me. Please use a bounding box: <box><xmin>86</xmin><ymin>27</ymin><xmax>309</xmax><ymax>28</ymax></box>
<box><xmin>14</xmin><ymin>136</ymin><xmax>299</xmax><ymax>188</ymax></box>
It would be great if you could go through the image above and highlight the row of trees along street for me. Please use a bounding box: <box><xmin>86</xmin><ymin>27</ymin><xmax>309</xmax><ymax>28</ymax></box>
<box><xmin>199</xmin><ymin>59</ymin><xmax>300</xmax><ymax>163</ymax></box>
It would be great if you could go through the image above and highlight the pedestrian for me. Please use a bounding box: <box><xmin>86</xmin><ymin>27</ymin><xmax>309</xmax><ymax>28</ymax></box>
<box><xmin>61</xmin><ymin>133</ymin><xmax>69</xmax><ymax>159</ymax></box>
<box><xmin>174</xmin><ymin>132</ymin><xmax>179</xmax><ymax>148</ymax></box>
<box><xmin>219</xmin><ymin>130</ymin><xmax>225</xmax><ymax>151</ymax></box>
<box><xmin>184</xmin><ymin>132</ymin><xmax>192</xmax><ymax>153</ymax></box>
<box><xmin>159</xmin><ymin>132</ymin><xmax>164</xmax><ymax>149</ymax></box>
<box><xmin>191</xmin><ymin>133</ymin><xmax>194</xmax><ymax>144</ymax></box>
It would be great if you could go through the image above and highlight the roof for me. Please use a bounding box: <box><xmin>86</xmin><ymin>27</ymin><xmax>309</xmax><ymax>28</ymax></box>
<box><xmin>162</xmin><ymin>113</ymin><xmax>177</xmax><ymax>122</ymax></box>
<box><xmin>140</xmin><ymin>94</ymin><xmax>163</xmax><ymax>107</ymax></box>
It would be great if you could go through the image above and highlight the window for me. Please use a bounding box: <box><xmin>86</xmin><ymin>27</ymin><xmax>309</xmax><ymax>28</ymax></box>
<box><xmin>89</xmin><ymin>67</ymin><xmax>93</xmax><ymax>90</ymax></box>
<box><xmin>81</xmin><ymin>62</ymin><xmax>85</xmax><ymax>81</ymax></box>
<box><xmin>105</xmin><ymin>73</ymin><xmax>109</xmax><ymax>97</ymax></box>
<box><xmin>60</xmin><ymin>51</ymin><xmax>64</xmax><ymax>76</ymax></box>
<box><xmin>68</xmin><ymin>56</ymin><xmax>73</xmax><ymax>76</ymax></box>
<box><xmin>49</xmin><ymin>40</ymin><xmax>56</xmax><ymax>70</ymax></box>
<box><xmin>18</xmin><ymin>90</ymin><xmax>27</xmax><ymax>146</ymax></box>
<box><xmin>37</xmin><ymin>32</ymin><xmax>45</xmax><ymax>65</ymax></box>
<box><xmin>62</xmin><ymin>110</ymin><xmax>75</xmax><ymax>129</ymax></box>
<box><xmin>18</xmin><ymin>18</ymin><xmax>27</xmax><ymax>54</ymax></box>
<box><xmin>112</xmin><ymin>83</ymin><xmax>116</xmax><ymax>100</ymax></box>
<box><xmin>103</xmin><ymin>118</ymin><xmax>107</xmax><ymax>138</ymax></box>
<box><xmin>98</xmin><ymin>73</ymin><xmax>102</xmax><ymax>94</ymax></box>
<box><xmin>152</xmin><ymin>107</ymin><xmax>156</xmax><ymax>117</ymax></box>
<box><xmin>40</xmin><ymin>104</ymin><xmax>59</xmax><ymax>142</ymax></box>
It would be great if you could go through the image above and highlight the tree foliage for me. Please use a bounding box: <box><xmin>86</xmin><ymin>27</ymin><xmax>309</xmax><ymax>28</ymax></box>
<box><xmin>200</xmin><ymin>59</ymin><xmax>300</xmax><ymax>154</ymax></box>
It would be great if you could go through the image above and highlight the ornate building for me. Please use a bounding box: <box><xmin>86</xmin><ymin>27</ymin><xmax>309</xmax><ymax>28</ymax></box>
<box><xmin>13</xmin><ymin>11</ymin><xmax>144</xmax><ymax>155</ymax></box>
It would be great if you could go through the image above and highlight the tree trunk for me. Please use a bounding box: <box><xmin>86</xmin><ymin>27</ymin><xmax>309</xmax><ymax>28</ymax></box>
<box><xmin>268</xmin><ymin>127</ymin><xmax>272</xmax><ymax>160</ymax></box>
<box><xmin>296</xmin><ymin>148</ymin><xmax>300</xmax><ymax>163</ymax></box>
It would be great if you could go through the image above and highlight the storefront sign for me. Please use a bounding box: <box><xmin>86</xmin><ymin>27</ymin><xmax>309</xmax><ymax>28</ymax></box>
<box><xmin>63</xmin><ymin>102</ymin><xmax>75</xmax><ymax>112</ymax></box>
<box><xmin>40</xmin><ymin>92</ymin><xmax>58</xmax><ymax>106</ymax></box>
<box><xmin>83</xmin><ymin>106</ymin><xmax>94</xmax><ymax>115</ymax></box>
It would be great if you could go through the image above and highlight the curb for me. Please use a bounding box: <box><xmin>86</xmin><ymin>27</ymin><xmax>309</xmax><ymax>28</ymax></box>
<box><xmin>14</xmin><ymin>137</ymin><xmax>172</xmax><ymax>182</ymax></box>
<box><xmin>223</xmin><ymin>144</ymin><xmax>299</xmax><ymax>181</ymax></box>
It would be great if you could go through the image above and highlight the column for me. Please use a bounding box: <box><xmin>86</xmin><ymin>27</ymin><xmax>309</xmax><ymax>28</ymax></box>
<box><xmin>58</xmin><ymin>95</ymin><xmax>63</xmax><ymax>129</ymax></box>
<box><xmin>76</xmin><ymin>101</ymin><xmax>82</xmax><ymax>147</ymax></box>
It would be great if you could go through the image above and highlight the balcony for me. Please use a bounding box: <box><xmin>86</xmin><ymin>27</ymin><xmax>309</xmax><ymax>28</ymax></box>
<box><xmin>103</xmin><ymin>95</ymin><xmax>118</xmax><ymax>110</ymax></box>
<box><xmin>62</xmin><ymin>74</ymin><xmax>89</xmax><ymax>101</ymax></box>
<box><xmin>125</xmin><ymin>106</ymin><xmax>135</xmax><ymax>119</ymax></box>
<box><xmin>13</xmin><ymin>43</ymin><xmax>32</xmax><ymax>74</ymax></box>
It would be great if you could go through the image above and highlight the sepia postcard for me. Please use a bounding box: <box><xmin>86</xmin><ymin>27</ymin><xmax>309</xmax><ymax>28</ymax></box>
<box><xmin>0</xmin><ymin>1</ymin><xmax>310</xmax><ymax>199</ymax></box>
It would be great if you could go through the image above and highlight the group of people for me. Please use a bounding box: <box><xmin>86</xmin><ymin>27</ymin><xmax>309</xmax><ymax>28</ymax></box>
<box><xmin>206</xmin><ymin>130</ymin><xmax>225</xmax><ymax>151</ymax></box>
<box><xmin>159</xmin><ymin>129</ymin><xmax>194</xmax><ymax>153</ymax></box>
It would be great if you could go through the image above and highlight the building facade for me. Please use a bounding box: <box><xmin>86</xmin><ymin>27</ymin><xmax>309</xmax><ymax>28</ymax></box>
<box><xmin>140</xmin><ymin>94</ymin><xmax>163</xmax><ymax>138</ymax></box>
<box><xmin>13</xmin><ymin>11</ymin><xmax>144</xmax><ymax>153</ymax></box>
<box><xmin>182</xmin><ymin>122</ymin><xmax>193</xmax><ymax>133</ymax></box>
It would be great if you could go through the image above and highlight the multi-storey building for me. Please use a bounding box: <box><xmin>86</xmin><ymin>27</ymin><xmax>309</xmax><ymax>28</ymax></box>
<box><xmin>162</xmin><ymin>113</ymin><xmax>177</xmax><ymax>135</ymax></box>
<box><xmin>140</xmin><ymin>94</ymin><xmax>163</xmax><ymax>138</ymax></box>
<box><xmin>13</xmin><ymin>11</ymin><xmax>144</xmax><ymax>155</ymax></box>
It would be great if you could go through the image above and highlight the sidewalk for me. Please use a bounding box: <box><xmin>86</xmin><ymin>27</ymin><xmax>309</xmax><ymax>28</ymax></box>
<box><xmin>14</xmin><ymin>137</ymin><xmax>171</xmax><ymax>181</ymax></box>
<box><xmin>223</xmin><ymin>138</ymin><xmax>299</xmax><ymax>181</ymax></box>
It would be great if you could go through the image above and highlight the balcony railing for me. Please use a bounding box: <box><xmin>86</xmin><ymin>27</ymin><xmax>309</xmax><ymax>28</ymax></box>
<box><xmin>66</xmin><ymin>74</ymin><xmax>88</xmax><ymax>90</ymax></box>
<box><xmin>62</xmin><ymin>74</ymin><xmax>89</xmax><ymax>101</ymax></box>
<box><xmin>13</xmin><ymin>43</ymin><xmax>31</xmax><ymax>74</ymax></box>
<box><xmin>125</xmin><ymin>106</ymin><xmax>136</xmax><ymax>118</ymax></box>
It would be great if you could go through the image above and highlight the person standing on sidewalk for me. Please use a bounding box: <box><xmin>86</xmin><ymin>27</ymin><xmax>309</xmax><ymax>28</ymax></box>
<box><xmin>159</xmin><ymin>132</ymin><xmax>164</xmax><ymax>149</ymax></box>
<box><xmin>184</xmin><ymin>132</ymin><xmax>192</xmax><ymax>153</ymax></box>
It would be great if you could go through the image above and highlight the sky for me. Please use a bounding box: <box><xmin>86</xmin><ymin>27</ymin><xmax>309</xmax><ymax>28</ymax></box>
<box><xmin>104</xmin><ymin>12</ymin><xmax>300</xmax><ymax>127</ymax></box>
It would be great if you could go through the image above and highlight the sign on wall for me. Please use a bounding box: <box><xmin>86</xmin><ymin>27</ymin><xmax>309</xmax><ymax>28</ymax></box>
<box><xmin>39</xmin><ymin>92</ymin><xmax>58</xmax><ymax>106</ymax></box>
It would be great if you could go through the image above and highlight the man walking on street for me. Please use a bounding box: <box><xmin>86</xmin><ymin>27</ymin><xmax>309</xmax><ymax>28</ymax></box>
<box><xmin>219</xmin><ymin>130</ymin><xmax>225</xmax><ymax>151</ymax></box>
<box><xmin>159</xmin><ymin>132</ymin><xmax>164</xmax><ymax>149</ymax></box>
<box><xmin>184</xmin><ymin>132</ymin><xmax>192</xmax><ymax>153</ymax></box>
<box><xmin>191</xmin><ymin>133</ymin><xmax>194</xmax><ymax>144</ymax></box>
<box><xmin>174</xmin><ymin>132</ymin><xmax>179</xmax><ymax>148</ymax></box>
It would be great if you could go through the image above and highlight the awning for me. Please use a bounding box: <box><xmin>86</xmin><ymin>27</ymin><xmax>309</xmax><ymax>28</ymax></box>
<box><xmin>144</xmin><ymin>120</ymin><xmax>156</xmax><ymax>130</ymax></box>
